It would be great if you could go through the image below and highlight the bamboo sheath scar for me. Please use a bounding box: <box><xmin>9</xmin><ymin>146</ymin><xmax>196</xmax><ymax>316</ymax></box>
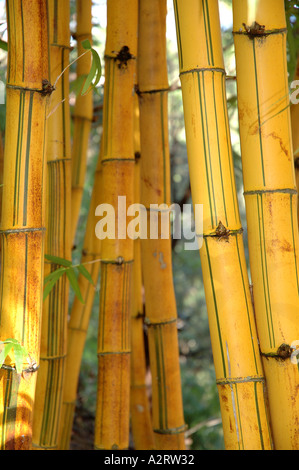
<box><xmin>130</xmin><ymin>95</ymin><xmax>154</xmax><ymax>450</ymax></box>
<box><xmin>71</xmin><ymin>0</ymin><xmax>93</xmax><ymax>243</ymax></box>
<box><xmin>291</xmin><ymin>55</ymin><xmax>299</xmax><ymax>223</ymax></box>
<box><xmin>94</xmin><ymin>0</ymin><xmax>138</xmax><ymax>450</ymax></box>
<box><xmin>32</xmin><ymin>0</ymin><xmax>71</xmax><ymax>450</ymax></box>
<box><xmin>0</xmin><ymin>0</ymin><xmax>49</xmax><ymax>450</ymax></box>
<box><xmin>138</xmin><ymin>0</ymin><xmax>186</xmax><ymax>450</ymax></box>
<box><xmin>233</xmin><ymin>0</ymin><xmax>299</xmax><ymax>450</ymax></box>
<box><xmin>174</xmin><ymin>0</ymin><xmax>273</xmax><ymax>449</ymax></box>
<box><xmin>58</xmin><ymin>154</ymin><xmax>102</xmax><ymax>450</ymax></box>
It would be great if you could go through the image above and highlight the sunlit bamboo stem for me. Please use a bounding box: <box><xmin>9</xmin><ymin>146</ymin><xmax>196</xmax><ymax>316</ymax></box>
<box><xmin>233</xmin><ymin>0</ymin><xmax>299</xmax><ymax>449</ymax></box>
<box><xmin>130</xmin><ymin>95</ymin><xmax>154</xmax><ymax>450</ymax></box>
<box><xmin>0</xmin><ymin>0</ymin><xmax>49</xmax><ymax>450</ymax></box>
<box><xmin>32</xmin><ymin>0</ymin><xmax>71</xmax><ymax>450</ymax></box>
<box><xmin>94</xmin><ymin>0</ymin><xmax>138</xmax><ymax>450</ymax></box>
<box><xmin>58</xmin><ymin>152</ymin><xmax>102</xmax><ymax>450</ymax></box>
<box><xmin>174</xmin><ymin>0</ymin><xmax>273</xmax><ymax>449</ymax></box>
<box><xmin>291</xmin><ymin>54</ymin><xmax>299</xmax><ymax>223</ymax></box>
<box><xmin>138</xmin><ymin>0</ymin><xmax>186</xmax><ymax>450</ymax></box>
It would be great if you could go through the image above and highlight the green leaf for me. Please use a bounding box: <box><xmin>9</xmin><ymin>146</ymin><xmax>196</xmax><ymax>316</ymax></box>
<box><xmin>66</xmin><ymin>269</ymin><xmax>84</xmax><ymax>304</ymax></box>
<box><xmin>43</xmin><ymin>275</ymin><xmax>62</xmax><ymax>302</ymax></box>
<box><xmin>82</xmin><ymin>39</ymin><xmax>92</xmax><ymax>51</ymax></box>
<box><xmin>81</xmin><ymin>39</ymin><xmax>102</xmax><ymax>95</ymax></box>
<box><xmin>0</xmin><ymin>343</ymin><xmax>14</xmax><ymax>368</ymax></box>
<box><xmin>70</xmin><ymin>74</ymin><xmax>87</xmax><ymax>97</ymax></box>
<box><xmin>81</xmin><ymin>55</ymin><xmax>98</xmax><ymax>95</ymax></box>
<box><xmin>44</xmin><ymin>267</ymin><xmax>66</xmax><ymax>286</ymax></box>
<box><xmin>14</xmin><ymin>344</ymin><xmax>24</xmax><ymax>375</ymax></box>
<box><xmin>45</xmin><ymin>254</ymin><xmax>72</xmax><ymax>268</ymax></box>
<box><xmin>3</xmin><ymin>338</ymin><xmax>21</xmax><ymax>345</ymax></box>
<box><xmin>0</xmin><ymin>39</ymin><xmax>8</xmax><ymax>52</ymax></box>
<box><xmin>77</xmin><ymin>264</ymin><xmax>95</xmax><ymax>286</ymax></box>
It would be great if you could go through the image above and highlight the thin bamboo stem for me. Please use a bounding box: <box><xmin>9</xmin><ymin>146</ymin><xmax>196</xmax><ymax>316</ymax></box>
<box><xmin>130</xmin><ymin>95</ymin><xmax>154</xmax><ymax>450</ymax></box>
<box><xmin>94</xmin><ymin>0</ymin><xmax>138</xmax><ymax>450</ymax></box>
<box><xmin>0</xmin><ymin>0</ymin><xmax>49</xmax><ymax>450</ymax></box>
<box><xmin>58</xmin><ymin>154</ymin><xmax>102</xmax><ymax>450</ymax></box>
<box><xmin>233</xmin><ymin>0</ymin><xmax>299</xmax><ymax>449</ymax></box>
<box><xmin>32</xmin><ymin>0</ymin><xmax>71</xmax><ymax>450</ymax></box>
<box><xmin>174</xmin><ymin>0</ymin><xmax>273</xmax><ymax>449</ymax></box>
<box><xmin>138</xmin><ymin>0</ymin><xmax>186</xmax><ymax>450</ymax></box>
<box><xmin>71</xmin><ymin>0</ymin><xmax>93</xmax><ymax>243</ymax></box>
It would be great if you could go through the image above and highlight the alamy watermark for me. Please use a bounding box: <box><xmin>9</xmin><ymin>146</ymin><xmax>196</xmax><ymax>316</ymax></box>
<box><xmin>95</xmin><ymin>196</ymin><xmax>203</xmax><ymax>251</ymax></box>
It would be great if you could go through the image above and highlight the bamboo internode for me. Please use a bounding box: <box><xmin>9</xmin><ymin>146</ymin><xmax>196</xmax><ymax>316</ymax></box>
<box><xmin>138</xmin><ymin>0</ymin><xmax>186</xmax><ymax>450</ymax></box>
<box><xmin>233</xmin><ymin>0</ymin><xmax>299</xmax><ymax>450</ymax></box>
<box><xmin>94</xmin><ymin>0</ymin><xmax>138</xmax><ymax>450</ymax></box>
<box><xmin>32</xmin><ymin>0</ymin><xmax>71</xmax><ymax>451</ymax></box>
<box><xmin>174</xmin><ymin>0</ymin><xmax>273</xmax><ymax>449</ymax></box>
<box><xmin>0</xmin><ymin>0</ymin><xmax>49</xmax><ymax>450</ymax></box>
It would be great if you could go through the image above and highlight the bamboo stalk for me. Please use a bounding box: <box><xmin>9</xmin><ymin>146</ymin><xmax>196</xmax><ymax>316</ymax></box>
<box><xmin>173</xmin><ymin>0</ymin><xmax>273</xmax><ymax>449</ymax></box>
<box><xmin>71</xmin><ymin>0</ymin><xmax>93</xmax><ymax>243</ymax></box>
<box><xmin>138</xmin><ymin>0</ymin><xmax>186</xmax><ymax>450</ymax></box>
<box><xmin>0</xmin><ymin>130</ymin><xmax>4</xmax><ymax>227</ymax></box>
<box><xmin>130</xmin><ymin>95</ymin><xmax>154</xmax><ymax>450</ymax></box>
<box><xmin>233</xmin><ymin>0</ymin><xmax>299</xmax><ymax>449</ymax></box>
<box><xmin>58</xmin><ymin>153</ymin><xmax>102</xmax><ymax>450</ymax></box>
<box><xmin>0</xmin><ymin>0</ymin><xmax>49</xmax><ymax>450</ymax></box>
<box><xmin>291</xmin><ymin>55</ymin><xmax>299</xmax><ymax>222</ymax></box>
<box><xmin>94</xmin><ymin>0</ymin><xmax>138</xmax><ymax>450</ymax></box>
<box><xmin>32</xmin><ymin>0</ymin><xmax>71</xmax><ymax>450</ymax></box>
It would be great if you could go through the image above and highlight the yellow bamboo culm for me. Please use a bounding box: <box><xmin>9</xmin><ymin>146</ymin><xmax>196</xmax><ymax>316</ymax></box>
<box><xmin>71</xmin><ymin>0</ymin><xmax>93</xmax><ymax>243</ymax></box>
<box><xmin>0</xmin><ymin>130</ymin><xmax>4</xmax><ymax>229</ymax></box>
<box><xmin>174</xmin><ymin>0</ymin><xmax>273</xmax><ymax>449</ymax></box>
<box><xmin>32</xmin><ymin>0</ymin><xmax>72</xmax><ymax>450</ymax></box>
<box><xmin>0</xmin><ymin>0</ymin><xmax>49</xmax><ymax>450</ymax></box>
<box><xmin>130</xmin><ymin>95</ymin><xmax>154</xmax><ymax>450</ymax></box>
<box><xmin>233</xmin><ymin>0</ymin><xmax>299</xmax><ymax>449</ymax></box>
<box><xmin>290</xmin><ymin>55</ymin><xmax>299</xmax><ymax>222</ymax></box>
<box><xmin>138</xmin><ymin>0</ymin><xmax>186</xmax><ymax>450</ymax></box>
<box><xmin>58</xmin><ymin>155</ymin><xmax>102</xmax><ymax>450</ymax></box>
<box><xmin>94</xmin><ymin>0</ymin><xmax>138</xmax><ymax>450</ymax></box>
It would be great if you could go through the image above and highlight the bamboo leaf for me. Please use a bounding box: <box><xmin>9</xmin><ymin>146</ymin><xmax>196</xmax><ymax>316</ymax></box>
<box><xmin>45</xmin><ymin>254</ymin><xmax>72</xmax><ymax>267</ymax></box>
<box><xmin>77</xmin><ymin>264</ymin><xmax>95</xmax><ymax>286</ymax></box>
<box><xmin>0</xmin><ymin>39</ymin><xmax>8</xmax><ymax>52</ymax></box>
<box><xmin>43</xmin><ymin>275</ymin><xmax>62</xmax><ymax>302</ymax></box>
<box><xmin>44</xmin><ymin>267</ymin><xmax>66</xmax><ymax>286</ymax></box>
<box><xmin>70</xmin><ymin>74</ymin><xmax>88</xmax><ymax>96</ymax></box>
<box><xmin>81</xmin><ymin>56</ymin><xmax>97</xmax><ymax>95</ymax></box>
<box><xmin>66</xmin><ymin>269</ymin><xmax>84</xmax><ymax>304</ymax></box>
<box><xmin>0</xmin><ymin>343</ymin><xmax>14</xmax><ymax>368</ymax></box>
<box><xmin>81</xmin><ymin>39</ymin><xmax>102</xmax><ymax>95</ymax></box>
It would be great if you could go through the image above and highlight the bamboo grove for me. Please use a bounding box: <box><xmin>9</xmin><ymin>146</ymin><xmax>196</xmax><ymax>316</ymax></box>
<box><xmin>0</xmin><ymin>0</ymin><xmax>297</xmax><ymax>451</ymax></box>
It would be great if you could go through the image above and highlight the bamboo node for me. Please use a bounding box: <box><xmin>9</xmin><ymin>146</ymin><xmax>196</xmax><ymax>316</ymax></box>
<box><xmin>41</xmin><ymin>79</ymin><xmax>56</xmax><ymax>96</ymax></box>
<box><xmin>261</xmin><ymin>344</ymin><xmax>293</xmax><ymax>361</ymax></box>
<box><xmin>111</xmin><ymin>45</ymin><xmax>135</xmax><ymax>69</ymax></box>
<box><xmin>116</xmin><ymin>256</ymin><xmax>124</xmax><ymax>265</ymax></box>
<box><xmin>153</xmin><ymin>424</ymin><xmax>188</xmax><ymax>435</ymax></box>
<box><xmin>242</xmin><ymin>22</ymin><xmax>266</xmax><ymax>39</ymax></box>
